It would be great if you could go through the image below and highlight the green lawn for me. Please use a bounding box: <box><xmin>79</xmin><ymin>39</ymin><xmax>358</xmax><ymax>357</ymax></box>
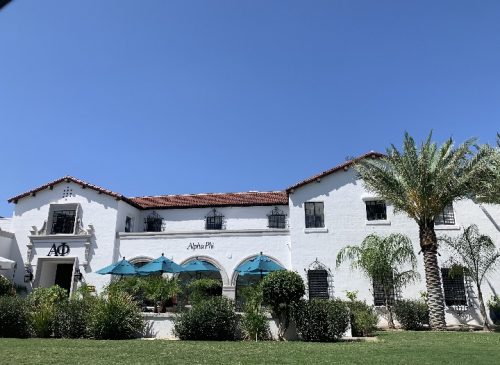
<box><xmin>1</xmin><ymin>331</ymin><xmax>500</xmax><ymax>365</ymax></box>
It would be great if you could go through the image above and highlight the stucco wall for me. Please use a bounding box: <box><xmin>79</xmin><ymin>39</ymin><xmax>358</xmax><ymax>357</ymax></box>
<box><xmin>289</xmin><ymin>167</ymin><xmax>500</xmax><ymax>326</ymax></box>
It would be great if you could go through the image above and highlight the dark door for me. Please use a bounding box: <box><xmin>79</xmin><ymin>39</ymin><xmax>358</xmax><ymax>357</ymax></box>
<box><xmin>54</xmin><ymin>264</ymin><xmax>73</xmax><ymax>295</ymax></box>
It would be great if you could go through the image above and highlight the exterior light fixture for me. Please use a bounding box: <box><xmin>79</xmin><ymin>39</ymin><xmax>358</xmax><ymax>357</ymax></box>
<box><xmin>24</xmin><ymin>267</ymin><xmax>33</xmax><ymax>283</ymax></box>
<box><xmin>74</xmin><ymin>268</ymin><xmax>83</xmax><ymax>282</ymax></box>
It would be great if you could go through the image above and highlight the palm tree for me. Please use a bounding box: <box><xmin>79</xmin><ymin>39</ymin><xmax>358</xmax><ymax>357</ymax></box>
<box><xmin>440</xmin><ymin>225</ymin><xmax>500</xmax><ymax>330</ymax></box>
<box><xmin>355</xmin><ymin>132</ymin><xmax>497</xmax><ymax>329</ymax></box>
<box><xmin>475</xmin><ymin>133</ymin><xmax>500</xmax><ymax>205</ymax></box>
<box><xmin>336</xmin><ymin>233</ymin><xmax>419</xmax><ymax>328</ymax></box>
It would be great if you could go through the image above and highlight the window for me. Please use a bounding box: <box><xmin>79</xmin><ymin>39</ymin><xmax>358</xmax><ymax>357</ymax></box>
<box><xmin>365</xmin><ymin>200</ymin><xmax>387</xmax><ymax>221</ymax></box>
<box><xmin>125</xmin><ymin>216</ymin><xmax>133</xmax><ymax>233</ymax></box>
<box><xmin>50</xmin><ymin>208</ymin><xmax>77</xmax><ymax>234</ymax></box>
<box><xmin>144</xmin><ymin>211</ymin><xmax>163</xmax><ymax>232</ymax></box>
<box><xmin>308</xmin><ymin>269</ymin><xmax>329</xmax><ymax>299</ymax></box>
<box><xmin>305</xmin><ymin>202</ymin><xmax>324</xmax><ymax>228</ymax></box>
<box><xmin>267</xmin><ymin>207</ymin><xmax>286</xmax><ymax>229</ymax></box>
<box><xmin>441</xmin><ymin>268</ymin><xmax>467</xmax><ymax>306</ymax></box>
<box><xmin>205</xmin><ymin>209</ymin><xmax>224</xmax><ymax>230</ymax></box>
<box><xmin>373</xmin><ymin>278</ymin><xmax>395</xmax><ymax>306</ymax></box>
<box><xmin>435</xmin><ymin>204</ymin><xmax>455</xmax><ymax>225</ymax></box>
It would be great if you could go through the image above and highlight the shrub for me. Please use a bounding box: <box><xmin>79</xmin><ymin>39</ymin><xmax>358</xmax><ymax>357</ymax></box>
<box><xmin>142</xmin><ymin>276</ymin><xmax>181</xmax><ymax>312</ymax></box>
<box><xmin>0</xmin><ymin>275</ymin><xmax>15</xmax><ymax>296</ymax></box>
<box><xmin>187</xmin><ymin>278</ymin><xmax>222</xmax><ymax>305</ymax></box>
<box><xmin>27</xmin><ymin>285</ymin><xmax>68</xmax><ymax>338</ymax></box>
<box><xmin>240</xmin><ymin>285</ymin><xmax>270</xmax><ymax>341</ymax></box>
<box><xmin>53</xmin><ymin>296</ymin><xmax>97</xmax><ymax>338</ymax></box>
<box><xmin>261</xmin><ymin>270</ymin><xmax>305</xmax><ymax>340</ymax></box>
<box><xmin>293</xmin><ymin>299</ymin><xmax>350</xmax><ymax>342</ymax></box>
<box><xmin>346</xmin><ymin>300</ymin><xmax>378</xmax><ymax>337</ymax></box>
<box><xmin>394</xmin><ymin>299</ymin><xmax>429</xmax><ymax>330</ymax></box>
<box><xmin>174</xmin><ymin>296</ymin><xmax>240</xmax><ymax>340</ymax></box>
<box><xmin>0</xmin><ymin>295</ymin><xmax>31</xmax><ymax>338</ymax></box>
<box><xmin>88</xmin><ymin>291</ymin><xmax>145</xmax><ymax>340</ymax></box>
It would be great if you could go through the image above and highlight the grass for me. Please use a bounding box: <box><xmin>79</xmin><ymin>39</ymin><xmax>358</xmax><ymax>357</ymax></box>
<box><xmin>1</xmin><ymin>331</ymin><xmax>500</xmax><ymax>365</ymax></box>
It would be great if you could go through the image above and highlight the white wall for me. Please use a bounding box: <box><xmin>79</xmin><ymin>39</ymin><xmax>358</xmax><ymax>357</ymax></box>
<box><xmin>10</xmin><ymin>182</ymin><xmax>121</xmax><ymax>292</ymax></box>
<box><xmin>289</xmin><ymin>167</ymin><xmax>500</xmax><ymax>326</ymax></box>
<box><xmin>136</xmin><ymin>205</ymin><xmax>289</xmax><ymax>233</ymax></box>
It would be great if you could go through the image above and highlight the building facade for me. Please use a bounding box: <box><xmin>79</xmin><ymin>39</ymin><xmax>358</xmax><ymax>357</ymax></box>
<box><xmin>1</xmin><ymin>151</ymin><xmax>499</xmax><ymax>326</ymax></box>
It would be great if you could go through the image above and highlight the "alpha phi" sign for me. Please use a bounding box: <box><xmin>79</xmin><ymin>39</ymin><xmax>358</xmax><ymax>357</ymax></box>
<box><xmin>47</xmin><ymin>242</ymin><xmax>70</xmax><ymax>257</ymax></box>
<box><xmin>187</xmin><ymin>241</ymin><xmax>214</xmax><ymax>251</ymax></box>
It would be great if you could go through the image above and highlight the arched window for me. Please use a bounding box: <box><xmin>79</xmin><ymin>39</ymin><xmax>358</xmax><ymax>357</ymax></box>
<box><xmin>306</xmin><ymin>259</ymin><xmax>333</xmax><ymax>300</ymax></box>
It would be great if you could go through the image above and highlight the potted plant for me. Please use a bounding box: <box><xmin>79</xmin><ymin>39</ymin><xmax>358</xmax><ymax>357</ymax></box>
<box><xmin>487</xmin><ymin>295</ymin><xmax>500</xmax><ymax>324</ymax></box>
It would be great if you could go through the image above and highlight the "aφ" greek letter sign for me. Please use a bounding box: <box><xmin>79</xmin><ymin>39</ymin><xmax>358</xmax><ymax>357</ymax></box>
<box><xmin>47</xmin><ymin>243</ymin><xmax>70</xmax><ymax>257</ymax></box>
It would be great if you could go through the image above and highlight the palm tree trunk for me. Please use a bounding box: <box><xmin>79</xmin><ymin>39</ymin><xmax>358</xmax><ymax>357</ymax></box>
<box><xmin>420</xmin><ymin>222</ymin><xmax>446</xmax><ymax>330</ymax></box>
<box><xmin>476</xmin><ymin>284</ymin><xmax>490</xmax><ymax>331</ymax></box>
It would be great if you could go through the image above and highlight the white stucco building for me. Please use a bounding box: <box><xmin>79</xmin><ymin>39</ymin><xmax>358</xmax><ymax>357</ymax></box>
<box><xmin>1</xmin><ymin>151</ymin><xmax>499</xmax><ymax>326</ymax></box>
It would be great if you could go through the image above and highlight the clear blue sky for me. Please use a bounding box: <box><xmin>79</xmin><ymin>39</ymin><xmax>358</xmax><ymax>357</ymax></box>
<box><xmin>0</xmin><ymin>1</ymin><xmax>499</xmax><ymax>217</ymax></box>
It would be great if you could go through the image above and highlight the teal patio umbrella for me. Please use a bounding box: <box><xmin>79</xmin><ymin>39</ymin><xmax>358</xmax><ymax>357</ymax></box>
<box><xmin>96</xmin><ymin>257</ymin><xmax>137</xmax><ymax>276</ymax></box>
<box><xmin>235</xmin><ymin>252</ymin><xmax>285</xmax><ymax>277</ymax></box>
<box><xmin>137</xmin><ymin>253</ymin><xmax>184</xmax><ymax>275</ymax></box>
<box><xmin>182</xmin><ymin>259</ymin><xmax>220</xmax><ymax>273</ymax></box>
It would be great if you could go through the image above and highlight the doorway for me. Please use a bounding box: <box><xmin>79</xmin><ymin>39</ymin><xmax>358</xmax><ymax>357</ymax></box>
<box><xmin>54</xmin><ymin>264</ymin><xmax>73</xmax><ymax>294</ymax></box>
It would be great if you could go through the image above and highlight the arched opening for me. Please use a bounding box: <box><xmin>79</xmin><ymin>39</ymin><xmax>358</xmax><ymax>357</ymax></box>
<box><xmin>233</xmin><ymin>253</ymin><xmax>285</xmax><ymax>310</ymax></box>
<box><xmin>306</xmin><ymin>259</ymin><xmax>333</xmax><ymax>300</ymax></box>
<box><xmin>177</xmin><ymin>257</ymin><xmax>224</xmax><ymax>304</ymax></box>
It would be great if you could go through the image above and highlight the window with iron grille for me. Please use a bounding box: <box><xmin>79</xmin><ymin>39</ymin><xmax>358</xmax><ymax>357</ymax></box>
<box><xmin>308</xmin><ymin>269</ymin><xmax>329</xmax><ymax>299</ymax></box>
<box><xmin>373</xmin><ymin>278</ymin><xmax>395</xmax><ymax>306</ymax></box>
<box><xmin>435</xmin><ymin>204</ymin><xmax>455</xmax><ymax>225</ymax></box>
<box><xmin>305</xmin><ymin>202</ymin><xmax>324</xmax><ymax>228</ymax></box>
<box><xmin>365</xmin><ymin>200</ymin><xmax>387</xmax><ymax>221</ymax></box>
<box><xmin>267</xmin><ymin>207</ymin><xmax>286</xmax><ymax>229</ymax></box>
<box><xmin>441</xmin><ymin>268</ymin><xmax>467</xmax><ymax>306</ymax></box>
<box><xmin>206</xmin><ymin>209</ymin><xmax>224</xmax><ymax>230</ymax></box>
<box><xmin>144</xmin><ymin>212</ymin><xmax>163</xmax><ymax>232</ymax></box>
<box><xmin>125</xmin><ymin>216</ymin><xmax>132</xmax><ymax>232</ymax></box>
<box><xmin>50</xmin><ymin>209</ymin><xmax>76</xmax><ymax>234</ymax></box>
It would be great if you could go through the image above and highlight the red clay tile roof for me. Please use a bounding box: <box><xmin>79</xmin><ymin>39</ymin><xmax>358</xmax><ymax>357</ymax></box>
<box><xmin>7</xmin><ymin>176</ymin><xmax>142</xmax><ymax>209</ymax></box>
<box><xmin>286</xmin><ymin>151</ymin><xmax>385</xmax><ymax>192</ymax></box>
<box><xmin>130</xmin><ymin>191</ymin><xmax>288</xmax><ymax>209</ymax></box>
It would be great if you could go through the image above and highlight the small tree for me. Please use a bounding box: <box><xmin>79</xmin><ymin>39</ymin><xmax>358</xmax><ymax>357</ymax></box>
<box><xmin>440</xmin><ymin>224</ymin><xmax>500</xmax><ymax>330</ymax></box>
<box><xmin>261</xmin><ymin>270</ymin><xmax>305</xmax><ymax>340</ymax></box>
<box><xmin>142</xmin><ymin>276</ymin><xmax>180</xmax><ymax>312</ymax></box>
<box><xmin>336</xmin><ymin>233</ymin><xmax>419</xmax><ymax>328</ymax></box>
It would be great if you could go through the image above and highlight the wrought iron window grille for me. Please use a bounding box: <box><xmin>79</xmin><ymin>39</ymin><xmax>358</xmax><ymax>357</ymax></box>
<box><xmin>305</xmin><ymin>259</ymin><xmax>334</xmax><ymax>300</ymax></box>
<box><xmin>144</xmin><ymin>211</ymin><xmax>163</xmax><ymax>232</ymax></box>
<box><xmin>267</xmin><ymin>206</ymin><xmax>287</xmax><ymax>229</ymax></box>
<box><xmin>205</xmin><ymin>208</ymin><xmax>225</xmax><ymax>230</ymax></box>
<box><xmin>441</xmin><ymin>268</ymin><xmax>467</xmax><ymax>306</ymax></box>
<box><xmin>373</xmin><ymin>276</ymin><xmax>396</xmax><ymax>306</ymax></box>
<box><xmin>50</xmin><ymin>209</ymin><xmax>76</xmax><ymax>234</ymax></box>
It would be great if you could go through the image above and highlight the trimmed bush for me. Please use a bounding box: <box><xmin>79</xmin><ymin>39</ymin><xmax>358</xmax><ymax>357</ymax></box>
<box><xmin>294</xmin><ymin>299</ymin><xmax>350</xmax><ymax>342</ymax></box>
<box><xmin>394</xmin><ymin>299</ymin><xmax>429</xmax><ymax>330</ymax></box>
<box><xmin>27</xmin><ymin>285</ymin><xmax>68</xmax><ymax>338</ymax></box>
<box><xmin>262</xmin><ymin>270</ymin><xmax>305</xmax><ymax>340</ymax></box>
<box><xmin>88</xmin><ymin>292</ymin><xmax>145</xmax><ymax>340</ymax></box>
<box><xmin>0</xmin><ymin>295</ymin><xmax>31</xmax><ymax>338</ymax></box>
<box><xmin>346</xmin><ymin>300</ymin><xmax>378</xmax><ymax>337</ymax></box>
<box><xmin>174</xmin><ymin>296</ymin><xmax>240</xmax><ymax>340</ymax></box>
<box><xmin>0</xmin><ymin>275</ymin><xmax>15</xmax><ymax>296</ymax></box>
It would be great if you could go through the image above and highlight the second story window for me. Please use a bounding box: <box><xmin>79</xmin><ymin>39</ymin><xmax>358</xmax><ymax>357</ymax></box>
<box><xmin>50</xmin><ymin>208</ymin><xmax>77</xmax><ymax>234</ymax></box>
<box><xmin>206</xmin><ymin>209</ymin><xmax>224</xmax><ymax>230</ymax></box>
<box><xmin>365</xmin><ymin>200</ymin><xmax>387</xmax><ymax>221</ymax></box>
<box><xmin>144</xmin><ymin>211</ymin><xmax>163</xmax><ymax>232</ymax></box>
<box><xmin>125</xmin><ymin>216</ymin><xmax>133</xmax><ymax>232</ymax></box>
<box><xmin>435</xmin><ymin>204</ymin><xmax>455</xmax><ymax>225</ymax></box>
<box><xmin>267</xmin><ymin>207</ymin><xmax>286</xmax><ymax>229</ymax></box>
<box><xmin>305</xmin><ymin>202</ymin><xmax>324</xmax><ymax>228</ymax></box>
